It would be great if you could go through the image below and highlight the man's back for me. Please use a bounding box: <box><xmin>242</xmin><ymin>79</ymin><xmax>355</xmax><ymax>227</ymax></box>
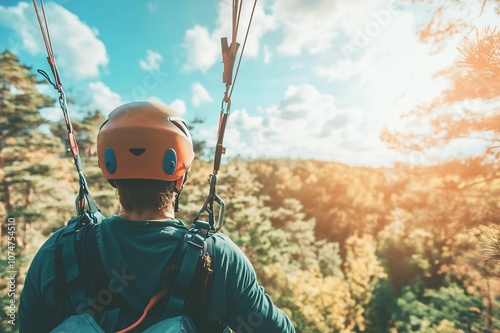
<box><xmin>19</xmin><ymin>216</ymin><xmax>296</xmax><ymax>332</ymax></box>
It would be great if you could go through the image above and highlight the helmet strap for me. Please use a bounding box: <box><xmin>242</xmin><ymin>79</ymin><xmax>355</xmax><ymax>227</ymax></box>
<box><xmin>173</xmin><ymin>171</ymin><xmax>189</xmax><ymax>213</ymax></box>
<box><xmin>173</xmin><ymin>188</ymin><xmax>181</xmax><ymax>212</ymax></box>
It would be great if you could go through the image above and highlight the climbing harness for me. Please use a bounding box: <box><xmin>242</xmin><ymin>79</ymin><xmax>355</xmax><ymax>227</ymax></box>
<box><xmin>194</xmin><ymin>0</ymin><xmax>258</xmax><ymax>231</ymax></box>
<box><xmin>32</xmin><ymin>0</ymin><xmax>101</xmax><ymax>221</ymax></box>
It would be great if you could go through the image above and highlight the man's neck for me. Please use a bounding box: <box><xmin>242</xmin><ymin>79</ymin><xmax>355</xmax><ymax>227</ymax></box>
<box><xmin>119</xmin><ymin>209</ymin><xmax>175</xmax><ymax>221</ymax></box>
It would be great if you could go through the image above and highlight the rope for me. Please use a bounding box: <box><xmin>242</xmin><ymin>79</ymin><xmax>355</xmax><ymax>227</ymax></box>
<box><xmin>32</xmin><ymin>0</ymin><xmax>100</xmax><ymax>216</ymax></box>
<box><xmin>229</xmin><ymin>0</ymin><xmax>258</xmax><ymax>100</ymax></box>
<box><xmin>115</xmin><ymin>289</ymin><xmax>169</xmax><ymax>333</ymax></box>
<box><xmin>195</xmin><ymin>0</ymin><xmax>258</xmax><ymax>231</ymax></box>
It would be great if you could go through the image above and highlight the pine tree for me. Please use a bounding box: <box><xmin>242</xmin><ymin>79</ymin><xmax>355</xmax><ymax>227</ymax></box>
<box><xmin>381</xmin><ymin>2</ymin><xmax>499</xmax><ymax>180</ymax></box>
<box><xmin>381</xmin><ymin>0</ymin><xmax>500</xmax><ymax>278</ymax></box>
<box><xmin>0</xmin><ymin>49</ymin><xmax>71</xmax><ymax>248</ymax></box>
<box><xmin>394</xmin><ymin>283</ymin><xmax>486</xmax><ymax>332</ymax></box>
<box><xmin>0</xmin><ymin>50</ymin><xmax>75</xmax><ymax>332</ymax></box>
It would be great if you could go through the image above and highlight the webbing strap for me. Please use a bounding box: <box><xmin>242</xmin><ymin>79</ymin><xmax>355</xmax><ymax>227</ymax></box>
<box><xmin>60</xmin><ymin>217</ymin><xmax>86</xmax><ymax>306</ymax></box>
<box><xmin>165</xmin><ymin>233</ymin><xmax>206</xmax><ymax>315</ymax></box>
<box><xmin>59</xmin><ymin>212</ymin><xmax>105</xmax><ymax>308</ymax></box>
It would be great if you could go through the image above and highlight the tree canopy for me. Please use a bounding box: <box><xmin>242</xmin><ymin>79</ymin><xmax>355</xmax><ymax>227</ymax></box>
<box><xmin>1</xmin><ymin>2</ymin><xmax>499</xmax><ymax>329</ymax></box>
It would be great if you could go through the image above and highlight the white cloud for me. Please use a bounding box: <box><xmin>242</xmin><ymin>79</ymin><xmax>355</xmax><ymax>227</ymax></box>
<box><xmin>271</xmin><ymin>0</ymin><xmax>390</xmax><ymax>55</ymax></box>
<box><xmin>36</xmin><ymin>83</ymin><xmax>65</xmax><ymax>121</ymax></box>
<box><xmin>314</xmin><ymin>11</ymin><xmax>458</xmax><ymax>135</ymax></box>
<box><xmin>0</xmin><ymin>2</ymin><xmax>108</xmax><ymax>79</ymax></box>
<box><xmin>169</xmin><ymin>98</ymin><xmax>187</xmax><ymax>115</ymax></box>
<box><xmin>229</xmin><ymin>108</ymin><xmax>265</xmax><ymax>135</ymax></box>
<box><xmin>0</xmin><ymin>2</ymin><xmax>40</xmax><ymax>53</ymax></box>
<box><xmin>314</xmin><ymin>56</ymin><xmax>373</xmax><ymax>81</ymax></box>
<box><xmin>182</xmin><ymin>25</ymin><xmax>219</xmax><ymax>73</ymax></box>
<box><xmin>272</xmin><ymin>0</ymin><xmax>339</xmax><ymax>55</ymax></box>
<box><xmin>195</xmin><ymin>83</ymin><xmax>398</xmax><ymax>166</ymax></box>
<box><xmin>191</xmin><ymin>82</ymin><xmax>213</xmax><ymax>107</ymax></box>
<box><xmin>182</xmin><ymin>1</ymin><xmax>276</xmax><ymax>72</ymax></box>
<box><xmin>213</xmin><ymin>0</ymin><xmax>277</xmax><ymax>58</ymax></box>
<box><xmin>37</xmin><ymin>81</ymin><xmax>121</xmax><ymax>119</ymax></box>
<box><xmin>312</xmin><ymin>9</ymin><xmax>482</xmax><ymax>166</ymax></box>
<box><xmin>82</xmin><ymin>82</ymin><xmax>230</xmax><ymax>134</ymax></box>
<box><xmin>39</xmin><ymin>106</ymin><xmax>62</xmax><ymax>122</ymax></box>
<box><xmin>147</xmin><ymin>95</ymin><xmax>166</xmax><ymax>104</ymax></box>
<box><xmin>145</xmin><ymin>96</ymin><xmax>186</xmax><ymax>115</ymax></box>
<box><xmin>86</xmin><ymin>81</ymin><xmax>123</xmax><ymax>115</ymax></box>
<box><xmin>357</xmin><ymin>13</ymin><xmax>456</xmax><ymax>128</ymax></box>
<box><xmin>263</xmin><ymin>45</ymin><xmax>272</xmax><ymax>64</ymax></box>
<box><xmin>139</xmin><ymin>50</ymin><xmax>163</xmax><ymax>71</ymax></box>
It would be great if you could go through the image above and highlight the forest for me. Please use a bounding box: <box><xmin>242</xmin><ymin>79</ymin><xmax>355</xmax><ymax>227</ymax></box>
<box><xmin>1</xmin><ymin>46</ymin><xmax>499</xmax><ymax>332</ymax></box>
<box><xmin>1</xmin><ymin>1</ymin><xmax>500</xmax><ymax>332</ymax></box>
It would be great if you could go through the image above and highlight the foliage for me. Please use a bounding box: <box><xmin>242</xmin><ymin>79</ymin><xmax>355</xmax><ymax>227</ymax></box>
<box><xmin>382</xmin><ymin>3</ymin><xmax>500</xmax><ymax>174</ymax></box>
<box><xmin>394</xmin><ymin>283</ymin><xmax>486</xmax><ymax>332</ymax></box>
<box><xmin>0</xmin><ymin>49</ymin><xmax>71</xmax><ymax>333</ymax></box>
<box><xmin>382</xmin><ymin>0</ymin><xmax>500</xmax><ymax>280</ymax></box>
<box><xmin>2</xmin><ymin>8</ymin><xmax>500</xmax><ymax>328</ymax></box>
<box><xmin>481</xmin><ymin>224</ymin><xmax>500</xmax><ymax>262</ymax></box>
<box><xmin>411</xmin><ymin>0</ymin><xmax>500</xmax><ymax>51</ymax></box>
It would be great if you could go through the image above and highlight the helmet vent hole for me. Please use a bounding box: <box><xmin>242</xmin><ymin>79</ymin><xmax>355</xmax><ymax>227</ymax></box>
<box><xmin>129</xmin><ymin>148</ymin><xmax>146</xmax><ymax>156</ymax></box>
<box><xmin>169</xmin><ymin>117</ymin><xmax>190</xmax><ymax>137</ymax></box>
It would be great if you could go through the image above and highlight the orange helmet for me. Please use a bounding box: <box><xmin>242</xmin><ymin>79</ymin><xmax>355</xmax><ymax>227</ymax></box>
<box><xmin>97</xmin><ymin>102</ymin><xmax>194</xmax><ymax>189</ymax></box>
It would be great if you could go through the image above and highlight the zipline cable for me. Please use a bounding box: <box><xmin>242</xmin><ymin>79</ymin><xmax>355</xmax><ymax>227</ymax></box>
<box><xmin>194</xmin><ymin>0</ymin><xmax>258</xmax><ymax>231</ymax></box>
<box><xmin>229</xmin><ymin>0</ymin><xmax>257</xmax><ymax>100</ymax></box>
<box><xmin>32</xmin><ymin>0</ymin><xmax>100</xmax><ymax>219</ymax></box>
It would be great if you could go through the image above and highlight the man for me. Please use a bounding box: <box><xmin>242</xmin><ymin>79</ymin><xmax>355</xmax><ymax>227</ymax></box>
<box><xmin>19</xmin><ymin>102</ymin><xmax>295</xmax><ymax>332</ymax></box>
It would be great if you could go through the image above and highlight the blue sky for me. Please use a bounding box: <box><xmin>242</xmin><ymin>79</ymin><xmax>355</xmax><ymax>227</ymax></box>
<box><xmin>0</xmin><ymin>0</ymin><xmax>497</xmax><ymax>167</ymax></box>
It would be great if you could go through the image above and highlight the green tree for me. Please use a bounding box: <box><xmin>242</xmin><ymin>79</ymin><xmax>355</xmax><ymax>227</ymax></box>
<box><xmin>343</xmin><ymin>235</ymin><xmax>387</xmax><ymax>332</ymax></box>
<box><xmin>394</xmin><ymin>283</ymin><xmax>486</xmax><ymax>332</ymax></box>
<box><xmin>377</xmin><ymin>208</ymin><xmax>454</xmax><ymax>291</ymax></box>
<box><xmin>251</xmin><ymin>159</ymin><xmax>389</xmax><ymax>247</ymax></box>
<box><xmin>365</xmin><ymin>280</ymin><xmax>398</xmax><ymax>332</ymax></box>
<box><xmin>0</xmin><ymin>49</ymin><xmax>74</xmax><ymax>333</ymax></box>
<box><xmin>441</xmin><ymin>227</ymin><xmax>500</xmax><ymax>332</ymax></box>
<box><xmin>217</xmin><ymin>160</ymin><xmax>292</xmax><ymax>270</ymax></box>
<box><xmin>51</xmin><ymin>110</ymin><xmax>105</xmax><ymax>158</ymax></box>
<box><xmin>69</xmin><ymin>111</ymin><xmax>116</xmax><ymax>218</ymax></box>
<box><xmin>0</xmin><ymin>49</ymin><xmax>76</xmax><ymax>246</ymax></box>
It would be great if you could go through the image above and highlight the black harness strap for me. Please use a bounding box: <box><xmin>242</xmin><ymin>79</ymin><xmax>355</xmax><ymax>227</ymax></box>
<box><xmin>55</xmin><ymin>222</ymin><xmax>224</xmax><ymax>332</ymax></box>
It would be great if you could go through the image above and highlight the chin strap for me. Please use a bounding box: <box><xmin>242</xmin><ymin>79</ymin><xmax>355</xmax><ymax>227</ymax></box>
<box><xmin>173</xmin><ymin>171</ymin><xmax>189</xmax><ymax>212</ymax></box>
<box><xmin>173</xmin><ymin>187</ymin><xmax>181</xmax><ymax>213</ymax></box>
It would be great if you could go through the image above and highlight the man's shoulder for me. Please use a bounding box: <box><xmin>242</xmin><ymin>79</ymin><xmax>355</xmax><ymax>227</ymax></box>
<box><xmin>209</xmin><ymin>232</ymin><xmax>235</xmax><ymax>251</ymax></box>
<box><xmin>209</xmin><ymin>232</ymin><xmax>252</xmax><ymax>267</ymax></box>
<box><xmin>33</xmin><ymin>215</ymin><xmax>106</xmax><ymax>261</ymax></box>
<box><xmin>37</xmin><ymin>227</ymin><xmax>65</xmax><ymax>252</ymax></box>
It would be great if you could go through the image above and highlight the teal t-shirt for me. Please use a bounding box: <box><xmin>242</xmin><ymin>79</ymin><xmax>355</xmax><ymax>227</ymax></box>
<box><xmin>19</xmin><ymin>216</ymin><xmax>295</xmax><ymax>333</ymax></box>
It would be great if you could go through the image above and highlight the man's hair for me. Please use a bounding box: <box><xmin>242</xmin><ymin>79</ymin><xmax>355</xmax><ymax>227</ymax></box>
<box><xmin>114</xmin><ymin>179</ymin><xmax>176</xmax><ymax>214</ymax></box>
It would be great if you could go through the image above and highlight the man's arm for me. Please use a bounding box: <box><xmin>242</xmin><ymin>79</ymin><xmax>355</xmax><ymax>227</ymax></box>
<box><xmin>19</xmin><ymin>231</ymin><xmax>62</xmax><ymax>333</ymax></box>
<box><xmin>211</xmin><ymin>234</ymin><xmax>296</xmax><ymax>333</ymax></box>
